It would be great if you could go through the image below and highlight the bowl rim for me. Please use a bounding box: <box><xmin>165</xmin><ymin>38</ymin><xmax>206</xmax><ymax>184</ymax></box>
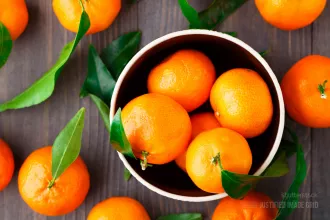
<box><xmin>109</xmin><ymin>29</ymin><xmax>285</xmax><ymax>202</ymax></box>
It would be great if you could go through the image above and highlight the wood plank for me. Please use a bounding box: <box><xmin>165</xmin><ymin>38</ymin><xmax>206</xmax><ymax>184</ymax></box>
<box><xmin>0</xmin><ymin>0</ymin><xmax>138</xmax><ymax>219</ymax></box>
<box><xmin>311</xmin><ymin>2</ymin><xmax>330</xmax><ymax>219</ymax></box>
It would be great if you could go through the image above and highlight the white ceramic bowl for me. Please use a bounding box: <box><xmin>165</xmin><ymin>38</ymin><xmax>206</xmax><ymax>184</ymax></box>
<box><xmin>110</xmin><ymin>29</ymin><xmax>285</xmax><ymax>202</ymax></box>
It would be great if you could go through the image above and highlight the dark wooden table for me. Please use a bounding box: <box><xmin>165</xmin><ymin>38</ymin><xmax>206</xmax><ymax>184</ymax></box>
<box><xmin>0</xmin><ymin>0</ymin><xmax>328</xmax><ymax>219</ymax></box>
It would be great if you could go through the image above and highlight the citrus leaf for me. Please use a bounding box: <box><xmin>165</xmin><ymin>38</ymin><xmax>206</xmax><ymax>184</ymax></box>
<box><xmin>0</xmin><ymin>11</ymin><xmax>90</xmax><ymax>112</ymax></box>
<box><xmin>198</xmin><ymin>0</ymin><xmax>248</xmax><ymax>30</ymax></box>
<box><xmin>100</xmin><ymin>31</ymin><xmax>141</xmax><ymax>80</ymax></box>
<box><xmin>0</xmin><ymin>22</ymin><xmax>12</xmax><ymax>69</ymax></box>
<box><xmin>90</xmin><ymin>94</ymin><xmax>110</xmax><ymax>133</ymax></box>
<box><xmin>80</xmin><ymin>44</ymin><xmax>116</xmax><ymax>105</ymax></box>
<box><xmin>224</xmin><ymin>32</ymin><xmax>237</xmax><ymax>37</ymax></box>
<box><xmin>259</xmin><ymin>50</ymin><xmax>268</xmax><ymax>57</ymax></box>
<box><xmin>124</xmin><ymin>168</ymin><xmax>132</xmax><ymax>181</ymax></box>
<box><xmin>51</xmin><ymin>108</ymin><xmax>85</xmax><ymax>182</ymax></box>
<box><xmin>220</xmin><ymin>138</ymin><xmax>291</xmax><ymax>199</ymax></box>
<box><xmin>275</xmin><ymin>129</ymin><xmax>308</xmax><ymax>219</ymax></box>
<box><xmin>110</xmin><ymin>108</ymin><xmax>136</xmax><ymax>158</ymax></box>
<box><xmin>178</xmin><ymin>0</ymin><xmax>204</xmax><ymax>29</ymax></box>
<box><xmin>157</xmin><ymin>213</ymin><xmax>203</xmax><ymax>220</ymax></box>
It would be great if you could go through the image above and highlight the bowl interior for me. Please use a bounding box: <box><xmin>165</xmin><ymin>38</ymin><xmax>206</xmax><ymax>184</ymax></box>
<box><xmin>113</xmin><ymin>33</ymin><xmax>281</xmax><ymax>197</ymax></box>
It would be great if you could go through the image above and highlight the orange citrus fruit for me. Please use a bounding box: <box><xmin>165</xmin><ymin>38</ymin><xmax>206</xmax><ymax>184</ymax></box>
<box><xmin>52</xmin><ymin>0</ymin><xmax>121</xmax><ymax>34</ymax></box>
<box><xmin>87</xmin><ymin>197</ymin><xmax>151</xmax><ymax>220</ymax></box>
<box><xmin>0</xmin><ymin>139</ymin><xmax>15</xmax><ymax>191</ymax></box>
<box><xmin>281</xmin><ymin>55</ymin><xmax>330</xmax><ymax>128</ymax></box>
<box><xmin>210</xmin><ymin>68</ymin><xmax>273</xmax><ymax>138</ymax></box>
<box><xmin>122</xmin><ymin>93</ymin><xmax>192</xmax><ymax>168</ymax></box>
<box><xmin>255</xmin><ymin>0</ymin><xmax>326</xmax><ymax>31</ymax></box>
<box><xmin>186</xmin><ymin>128</ymin><xmax>252</xmax><ymax>193</ymax></box>
<box><xmin>0</xmin><ymin>0</ymin><xmax>29</xmax><ymax>40</ymax></box>
<box><xmin>175</xmin><ymin>112</ymin><xmax>221</xmax><ymax>172</ymax></box>
<box><xmin>212</xmin><ymin>191</ymin><xmax>278</xmax><ymax>220</ymax></box>
<box><xmin>18</xmin><ymin>146</ymin><xmax>90</xmax><ymax>216</ymax></box>
<box><xmin>147</xmin><ymin>49</ymin><xmax>216</xmax><ymax>112</ymax></box>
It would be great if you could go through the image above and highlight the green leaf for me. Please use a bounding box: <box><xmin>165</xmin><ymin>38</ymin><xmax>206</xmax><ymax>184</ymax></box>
<box><xmin>0</xmin><ymin>11</ymin><xmax>90</xmax><ymax>112</ymax></box>
<box><xmin>90</xmin><ymin>94</ymin><xmax>110</xmax><ymax>133</ymax></box>
<box><xmin>262</xmin><ymin>151</ymin><xmax>290</xmax><ymax>176</ymax></box>
<box><xmin>157</xmin><ymin>213</ymin><xmax>203</xmax><ymax>220</ymax></box>
<box><xmin>110</xmin><ymin>108</ymin><xmax>136</xmax><ymax>158</ymax></box>
<box><xmin>0</xmin><ymin>22</ymin><xmax>13</xmax><ymax>69</ymax></box>
<box><xmin>275</xmin><ymin>129</ymin><xmax>308</xmax><ymax>219</ymax></box>
<box><xmin>259</xmin><ymin>50</ymin><xmax>269</xmax><ymax>57</ymax></box>
<box><xmin>50</xmin><ymin>108</ymin><xmax>85</xmax><ymax>186</ymax></box>
<box><xmin>198</xmin><ymin>0</ymin><xmax>248</xmax><ymax>30</ymax></box>
<box><xmin>219</xmin><ymin>138</ymin><xmax>291</xmax><ymax>199</ymax></box>
<box><xmin>100</xmin><ymin>31</ymin><xmax>141</xmax><ymax>80</ymax></box>
<box><xmin>80</xmin><ymin>44</ymin><xmax>116</xmax><ymax>105</ymax></box>
<box><xmin>124</xmin><ymin>168</ymin><xmax>132</xmax><ymax>181</ymax></box>
<box><xmin>178</xmin><ymin>0</ymin><xmax>204</xmax><ymax>29</ymax></box>
<box><xmin>224</xmin><ymin>31</ymin><xmax>238</xmax><ymax>37</ymax></box>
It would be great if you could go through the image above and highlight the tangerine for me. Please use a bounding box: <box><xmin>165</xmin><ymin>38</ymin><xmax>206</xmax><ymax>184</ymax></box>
<box><xmin>210</xmin><ymin>68</ymin><xmax>273</xmax><ymax>138</ymax></box>
<box><xmin>186</xmin><ymin>128</ymin><xmax>252</xmax><ymax>193</ymax></box>
<box><xmin>121</xmin><ymin>93</ymin><xmax>192</xmax><ymax>169</ymax></box>
<box><xmin>0</xmin><ymin>139</ymin><xmax>15</xmax><ymax>191</ymax></box>
<box><xmin>18</xmin><ymin>146</ymin><xmax>90</xmax><ymax>216</ymax></box>
<box><xmin>148</xmin><ymin>49</ymin><xmax>216</xmax><ymax>112</ymax></box>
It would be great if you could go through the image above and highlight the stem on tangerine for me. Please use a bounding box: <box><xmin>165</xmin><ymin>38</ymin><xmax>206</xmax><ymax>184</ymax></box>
<box><xmin>140</xmin><ymin>151</ymin><xmax>149</xmax><ymax>171</ymax></box>
<box><xmin>47</xmin><ymin>179</ymin><xmax>55</xmax><ymax>189</ymax></box>
<box><xmin>212</xmin><ymin>153</ymin><xmax>223</xmax><ymax>170</ymax></box>
<box><xmin>318</xmin><ymin>80</ymin><xmax>328</xmax><ymax>99</ymax></box>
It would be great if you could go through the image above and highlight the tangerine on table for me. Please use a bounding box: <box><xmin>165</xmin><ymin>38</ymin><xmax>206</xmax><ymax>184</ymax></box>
<box><xmin>175</xmin><ymin>112</ymin><xmax>221</xmax><ymax>172</ymax></box>
<box><xmin>18</xmin><ymin>146</ymin><xmax>90</xmax><ymax>216</ymax></box>
<box><xmin>52</xmin><ymin>0</ymin><xmax>121</xmax><ymax>34</ymax></box>
<box><xmin>281</xmin><ymin>55</ymin><xmax>330</xmax><ymax>128</ymax></box>
<box><xmin>212</xmin><ymin>191</ymin><xmax>278</xmax><ymax>220</ymax></box>
<box><xmin>255</xmin><ymin>0</ymin><xmax>326</xmax><ymax>31</ymax></box>
<box><xmin>87</xmin><ymin>197</ymin><xmax>151</xmax><ymax>220</ymax></box>
<box><xmin>186</xmin><ymin>128</ymin><xmax>252</xmax><ymax>193</ymax></box>
<box><xmin>0</xmin><ymin>139</ymin><xmax>15</xmax><ymax>191</ymax></box>
<box><xmin>121</xmin><ymin>93</ymin><xmax>192</xmax><ymax>169</ymax></box>
<box><xmin>148</xmin><ymin>49</ymin><xmax>216</xmax><ymax>112</ymax></box>
<box><xmin>0</xmin><ymin>0</ymin><xmax>29</xmax><ymax>40</ymax></box>
<box><xmin>210</xmin><ymin>68</ymin><xmax>273</xmax><ymax>138</ymax></box>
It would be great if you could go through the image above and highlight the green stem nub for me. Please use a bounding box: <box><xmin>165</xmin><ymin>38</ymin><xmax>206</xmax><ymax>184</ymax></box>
<box><xmin>318</xmin><ymin>80</ymin><xmax>328</xmax><ymax>99</ymax></box>
<box><xmin>212</xmin><ymin>153</ymin><xmax>223</xmax><ymax>170</ymax></box>
<box><xmin>47</xmin><ymin>179</ymin><xmax>55</xmax><ymax>189</ymax></box>
<box><xmin>140</xmin><ymin>151</ymin><xmax>149</xmax><ymax>171</ymax></box>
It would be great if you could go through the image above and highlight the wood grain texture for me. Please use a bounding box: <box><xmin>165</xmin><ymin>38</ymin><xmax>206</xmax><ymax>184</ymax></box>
<box><xmin>311</xmin><ymin>2</ymin><xmax>330</xmax><ymax>220</ymax></box>
<box><xmin>0</xmin><ymin>0</ymin><xmax>327</xmax><ymax>219</ymax></box>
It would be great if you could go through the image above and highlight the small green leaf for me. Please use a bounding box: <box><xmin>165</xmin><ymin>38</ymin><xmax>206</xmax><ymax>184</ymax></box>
<box><xmin>0</xmin><ymin>22</ymin><xmax>13</xmax><ymax>69</ymax></box>
<box><xmin>198</xmin><ymin>0</ymin><xmax>247</xmax><ymax>30</ymax></box>
<box><xmin>110</xmin><ymin>108</ymin><xmax>136</xmax><ymax>158</ymax></box>
<box><xmin>124</xmin><ymin>168</ymin><xmax>132</xmax><ymax>181</ymax></box>
<box><xmin>100</xmin><ymin>31</ymin><xmax>141</xmax><ymax>80</ymax></box>
<box><xmin>0</xmin><ymin>11</ymin><xmax>90</xmax><ymax>112</ymax></box>
<box><xmin>259</xmin><ymin>50</ymin><xmax>269</xmax><ymax>57</ymax></box>
<box><xmin>157</xmin><ymin>213</ymin><xmax>203</xmax><ymax>220</ymax></box>
<box><xmin>50</xmin><ymin>108</ymin><xmax>85</xmax><ymax>186</ymax></box>
<box><xmin>90</xmin><ymin>94</ymin><xmax>110</xmax><ymax>133</ymax></box>
<box><xmin>80</xmin><ymin>44</ymin><xmax>116</xmax><ymax>105</ymax></box>
<box><xmin>275</xmin><ymin>129</ymin><xmax>308</xmax><ymax>219</ymax></box>
<box><xmin>262</xmin><ymin>151</ymin><xmax>290</xmax><ymax>177</ymax></box>
<box><xmin>178</xmin><ymin>0</ymin><xmax>203</xmax><ymax>29</ymax></box>
<box><xmin>224</xmin><ymin>32</ymin><xmax>238</xmax><ymax>37</ymax></box>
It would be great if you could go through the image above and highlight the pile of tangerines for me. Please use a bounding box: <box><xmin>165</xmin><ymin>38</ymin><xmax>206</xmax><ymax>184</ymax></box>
<box><xmin>1</xmin><ymin>0</ymin><xmax>330</xmax><ymax>219</ymax></box>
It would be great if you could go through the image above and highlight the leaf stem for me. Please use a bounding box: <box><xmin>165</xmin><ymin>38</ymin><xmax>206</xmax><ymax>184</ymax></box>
<box><xmin>212</xmin><ymin>152</ymin><xmax>223</xmax><ymax>170</ymax></box>
<box><xmin>318</xmin><ymin>80</ymin><xmax>328</xmax><ymax>99</ymax></box>
<box><xmin>48</xmin><ymin>179</ymin><xmax>55</xmax><ymax>189</ymax></box>
<box><xmin>140</xmin><ymin>151</ymin><xmax>149</xmax><ymax>170</ymax></box>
